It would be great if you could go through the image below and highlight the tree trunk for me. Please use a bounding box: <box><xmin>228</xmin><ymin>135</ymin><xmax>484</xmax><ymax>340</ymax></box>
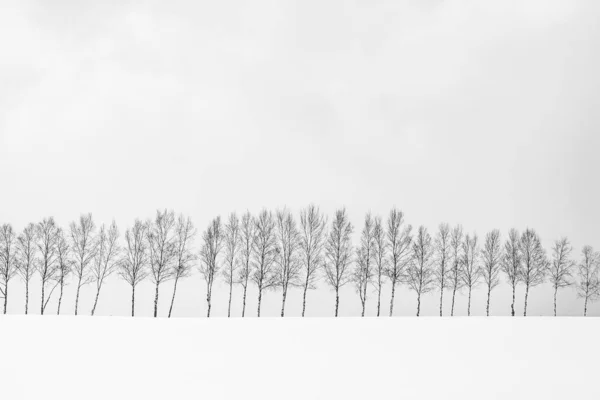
<box><xmin>207</xmin><ymin>293</ymin><xmax>212</xmax><ymax>318</ymax></box>
<box><xmin>467</xmin><ymin>286</ymin><xmax>472</xmax><ymax>316</ymax></box>
<box><xmin>25</xmin><ymin>280</ymin><xmax>29</xmax><ymax>315</ymax></box>
<box><xmin>153</xmin><ymin>282</ymin><xmax>160</xmax><ymax>318</ymax></box>
<box><xmin>257</xmin><ymin>287</ymin><xmax>262</xmax><ymax>318</ymax></box>
<box><xmin>389</xmin><ymin>281</ymin><xmax>396</xmax><ymax>317</ymax></box>
<box><xmin>301</xmin><ymin>281</ymin><xmax>309</xmax><ymax>317</ymax></box>
<box><xmin>40</xmin><ymin>280</ymin><xmax>46</xmax><ymax>315</ymax></box>
<box><xmin>486</xmin><ymin>285</ymin><xmax>491</xmax><ymax>317</ymax></box>
<box><xmin>281</xmin><ymin>286</ymin><xmax>287</xmax><ymax>317</ymax></box>
<box><xmin>241</xmin><ymin>284</ymin><xmax>248</xmax><ymax>318</ymax></box>
<box><xmin>451</xmin><ymin>287</ymin><xmax>457</xmax><ymax>317</ymax></box>
<box><xmin>523</xmin><ymin>284</ymin><xmax>529</xmax><ymax>317</ymax></box>
<box><xmin>584</xmin><ymin>296</ymin><xmax>588</xmax><ymax>317</ymax></box>
<box><xmin>131</xmin><ymin>286</ymin><xmax>135</xmax><ymax>317</ymax></box>
<box><xmin>3</xmin><ymin>283</ymin><xmax>7</xmax><ymax>314</ymax></box>
<box><xmin>361</xmin><ymin>284</ymin><xmax>367</xmax><ymax>317</ymax></box>
<box><xmin>168</xmin><ymin>277</ymin><xmax>179</xmax><ymax>318</ymax></box>
<box><xmin>227</xmin><ymin>279</ymin><xmax>233</xmax><ymax>318</ymax></box>
<box><xmin>361</xmin><ymin>298</ymin><xmax>366</xmax><ymax>317</ymax></box>
<box><xmin>376</xmin><ymin>277</ymin><xmax>382</xmax><ymax>317</ymax></box>
<box><xmin>57</xmin><ymin>280</ymin><xmax>64</xmax><ymax>315</ymax></box>
<box><xmin>91</xmin><ymin>285</ymin><xmax>101</xmax><ymax>316</ymax></box>
<box><xmin>334</xmin><ymin>288</ymin><xmax>339</xmax><ymax>317</ymax></box>
<box><xmin>416</xmin><ymin>292</ymin><xmax>421</xmax><ymax>317</ymax></box>
<box><xmin>553</xmin><ymin>286</ymin><xmax>558</xmax><ymax>317</ymax></box>
<box><xmin>511</xmin><ymin>284</ymin><xmax>516</xmax><ymax>317</ymax></box>
<box><xmin>439</xmin><ymin>288</ymin><xmax>444</xmax><ymax>317</ymax></box>
<box><xmin>74</xmin><ymin>276</ymin><xmax>83</xmax><ymax>316</ymax></box>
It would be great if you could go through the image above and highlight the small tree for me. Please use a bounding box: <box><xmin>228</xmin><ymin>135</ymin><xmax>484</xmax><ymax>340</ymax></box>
<box><xmin>275</xmin><ymin>208</ymin><xmax>301</xmax><ymax>317</ymax></box>
<box><xmin>90</xmin><ymin>221</ymin><xmax>120</xmax><ymax>316</ymax></box>
<box><xmin>520</xmin><ymin>228</ymin><xmax>547</xmax><ymax>316</ymax></box>
<box><xmin>0</xmin><ymin>224</ymin><xmax>18</xmax><ymax>314</ymax></box>
<box><xmin>383</xmin><ymin>208</ymin><xmax>412</xmax><ymax>316</ymax></box>
<box><xmin>354</xmin><ymin>213</ymin><xmax>375</xmax><ymax>317</ymax></box>
<box><xmin>251</xmin><ymin>210</ymin><xmax>278</xmax><ymax>317</ymax></box>
<box><xmin>16</xmin><ymin>223</ymin><xmax>37</xmax><ymax>314</ymax></box>
<box><xmin>501</xmin><ymin>229</ymin><xmax>522</xmax><ymax>317</ymax></box>
<box><xmin>36</xmin><ymin>217</ymin><xmax>61</xmax><ymax>315</ymax></box>
<box><xmin>447</xmin><ymin>225</ymin><xmax>464</xmax><ymax>316</ymax></box>
<box><xmin>548</xmin><ymin>238</ymin><xmax>575</xmax><ymax>316</ymax></box>
<box><xmin>406</xmin><ymin>226</ymin><xmax>434</xmax><ymax>317</ymax></box>
<box><xmin>576</xmin><ymin>246</ymin><xmax>600</xmax><ymax>316</ymax></box>
<box><xmin>299</xmin><ymin>204</ymin><xmax>327</xmax><ymax>317</ymax></box>
<box><xmin>147</xmin><ymin>209</ymin><xmax>177</xmax><ymax>317</ymax></box>
<box><xmin>70</xmin><ymin>213</ymin><xmax>97</xmax><ymax>316</ymax></box>
<box><xmin>433</xmin><ymin>223</ymin><xmax>451</xmax><ymax>316</ymax></box>
<box><xmin>238</xmin><ymin>211</ymin><xmax>255</xmax><ymax>317</ymax></box>
<box><xmin>372</xmin><ymin>216</ymin><xmax>387</xmax><ymax>317</ymax></box>
<box><xmin>460</xmin><ymin>233</ymin><xmax>480</xmax><ymax>316</ymax></box>
<box><xmin>481</xmin><ymin>230</ymin><xmax>502</xmax><ymax>316</ymax></box>
<box><xmin>323</xmin><ymin>208</ymin><xmax>354</xmax><ymax>317</ymax></box>
<box><xmin>223</xmin><ymin>213</ymin><xmax>240</xmax><ymax>318</ymax></box>
<box><xmin>55</xmin><ymin>228</ymin><xmax>72</xmax><ymax>315</ymax></box>
<box><xmin>168</xmin><ymin>215</ymin><xmax>196</xmax><ymax>318</ymax></box>
<box><xmin>119</xmin><ymin>219</ymin><xmax>149</xmax><ymax>317</ymax></box>
<box><xmin>199</xmin><ymin>216</ymin><xmax>224</xmax><ymax>318</ymax></box>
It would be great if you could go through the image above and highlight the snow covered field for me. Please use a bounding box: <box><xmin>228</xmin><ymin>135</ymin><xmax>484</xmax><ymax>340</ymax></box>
<box><xmin>2</xmin><ymin>316</ymin><xmax>598</xmax><ymax>399</ymax></box>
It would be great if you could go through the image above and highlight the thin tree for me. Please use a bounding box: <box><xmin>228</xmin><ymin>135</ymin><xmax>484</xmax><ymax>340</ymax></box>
<box><xmin>36</xmin><ymin>217</ymin><xmax>61</xmax><ymax>315</ymax></box>
<box><xmin>460</xmin><ymin>233</ymin><xmax>480</xmax><ymax>316</ymax></box>
<box><xmin>372</xmin><ymin>216</ymin><xmax>387</xmax><ymax>317</ymax></box>
<box><xmin>354</xmin><ymin>213</ymin><xmax>375</xmax><ymax>317</ymax></box>
<box><xmin>90</xmin><ymin>221</ymin><xmax>120</xmax><ymax>316</ymax></box>
<box><xmin>299</xmin><ymin>204</ymin><xmax>327</xmax><ymax>317</ymax></box>
<box><xmin>238</xmin><ymin>211</ymin><xmax>255</xmax><ymax>317</ymax></box>
<box><xmin>548</xmin><ymin>238</ymin><xmax>575</xmax><ymax>316</ymax></box>
<box><xmin>223</xmin><ymin>213</ymin><xmax>240</xmax><ymax>318</ymax></box>
<box><xmin>502</xmin><ymin>229</ymin><xmax>522</xmax><ymax>316</ymax></box>
<box><xmin>0</xmin><ymin>224</ymin><xmax>18</xmax><ymax>314</ymax></box>
<box><xmin>16</xmin><ymin>223</ymin><xmax>37</xmax><ymax>314</ymax></box>
<box><xmin>119</xmin><ymin>219</ymin><xmax>149</xmax><ymax>317</ymax></box>
<box><xmin>520</xmin><ymin>228</ymin><xmax>547</xmax><ymax>317</ymax></box>
<box><xmin>576</xmin><ymin>246</ymin><xmax>600</xmax><ymax>317</ymax></box>
<box><xmin>55</xmin><ymin>228</ymin><xmax>72</xmax><ymax>315</ymax></box>
<box><xmin>70</xmin><ymin>213</ymin><xmax>97</xmax><ymax>316</ymax></box>
<box><xmin>406</xmin><ymin>226</ymin><xmax>435</xmax><ymax>317</ymax></box>
<box><xmin>147</xmin><ymin>209</ymin><xmax>177</xmax><ymax>317</ymax></box>
<box><xmin>199</xmin><ymin>216</ymin><xmax>224</xmax><ymax>318</ymax></box>
<box><xmin>447</xmin><ymin>225</ymin><xmax>464</xmax><ymax>316</ymax></box>
<box><xmin>323</xmin><ymin>208</ymin><xmax>354</xmax><ymax>317</ymax></box>
<box><xmin>168</xmin><ymin>215</ymin><xmax>196</xmax><ymax>318</ymax></box>
<box><xmin>275</xmin><ymin>208</ymin><xmax>301</xmax><ymax>317</ymax></box>
<box><xmin>383</xmin><ymin>208</ymin><xmax>412</xmax><ymax>316</ymax></box>
<box><xmin>433</xmin><ymin>223</ymin><xmax>451</xmax><ymax>316</ymax></box>
<box><xmin>251</xmin><ymin>210</ymin><xmax>278</xmax><ymax>317</ymax></box>
<box><xmin>480</xmin><ymin>230</ymin><xmax>502</xmax><ymax>316</ymax></box>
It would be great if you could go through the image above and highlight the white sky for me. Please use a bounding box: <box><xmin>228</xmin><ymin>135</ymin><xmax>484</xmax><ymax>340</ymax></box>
<box><xmin>1</xmin><ymin>0</ymin><xmax>599</xmax><ymax>317</ymax></box>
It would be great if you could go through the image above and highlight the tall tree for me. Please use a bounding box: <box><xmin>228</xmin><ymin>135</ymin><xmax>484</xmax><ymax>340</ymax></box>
<box><xmin>238</xmin><ymin>211</ymin><xmax>255</xmax><ymax>317</ymax></box>
<box><xmin>299</xmin><ymin>204</ymin><xmax>327</xmax><ymax>317</ymax></box>
<box><xmin>223</xmin><ymin>213</ymin><xmax>240</xmax><ymax>318</ymax></box>
<box><xmin>576</xmin><ymin>246</ymin><xmax>600</xmax><ymax>317</ymax></box>
<box><xmin>168</xmin><ymin>215</ymin><xmax>196</xmax><ymax>318</ymax></box>
<box><xmin>199</xmin><ymin>216</ymin><xmax>223</xmax><ymax>318</ymax></box>
<box><xmin>16</xmin><ymin>223</ymin><xmax>37</xmax><ymax>314</ymax></box>
<box><xmin>481</xmin><ymin>230</ymin><xmax>502</xmax><ymax>316</ymax></box>
<box><xmin>520</xmin><ymin>228</ymin><xmax>547</xmax><ymax>317</ymax></box>
<box><xmin>0</xmin><ymin>224</ymin><xmax>18</xmax><ymax>314</ymax></box>
<box><xmin>251</xmin><ymin>210</ymin><xmax>278</xmax><ymax>317</ymax></box>
<box><xmin>323</xmin><ymin>208</ymin><xmax>354</xmax><ymax>317</ymax></box>
<box><xmin>433</xmin><ymin>223</ymin><xmax>451</xmax><ymax>316</ymax></box>
<box><xmin>460</xmin><ymin>233</ymin><xmax>480</xmax><ymax>316</ymax></box>
<box><xmin>55</xmin><ymin>228</ymin><xmax>72</xmax><ymax>315</ymax></box>
<box><xmin>372</xmin><ymin>216</ymin><xmax>387</xmax><ymax>317</ymax></box>
<box><xmin>501</xmin><ymin>228</ymin><xmax>522</xmax><ymax>317</ymax></box>
<box><xmin>36</xmin><ymin>217</ymin><xmax>61</xmax><ymax>315</ymax></box>
<box><xmin>119</xmin><ymin>219</ymin><xmax>149</xmax><ymax>317</ymax></box>
<box><xmin>383</xmin><ymin>209</ymin><xmax>412</xmax><ymax>316</ymax></box>
<box><xmin>354</xmin><ymin>213</ymin><xmax>375</xmax><ymax>317</ymax></box>
<box><xmin>90</xmin><ymin>221</ymin><xmax>120</xmax><ymax>316</ymax></box>
<box><xmin>275</xmin><ymin>208</ymin><xmax>301</xmax><ymax>317</ymax></box>
<box><xmin>548</xmin><ymin>238</ymin><xmax>575</xmax><ymax>316</ymax></box>
<box><xmin>447</xmin><ymin>225</ymin><xmax>464</xmax><ymax>316</ymax></box>
<box><xmin>147</xmin><ymin>209</ymin><xmax>177</xmax><ymax>318</ymax></box>
<box><xmin>70</xmin><ymin>213</ymin><xmax>97</xmax><ymax>316</ymax></box>
<box><xmin>406</xmin><ymin>226</ymin><xmax>434</xmax><ymax>317</ymax></box>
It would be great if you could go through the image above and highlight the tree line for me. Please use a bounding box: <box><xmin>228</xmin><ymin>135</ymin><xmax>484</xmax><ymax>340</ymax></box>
<box><xmin>0</xmin><ymin>206</ymin><xmax>598</xmax><ymax>317</ymax></box>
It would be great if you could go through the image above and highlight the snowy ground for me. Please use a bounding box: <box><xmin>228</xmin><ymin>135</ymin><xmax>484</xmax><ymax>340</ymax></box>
<box><xmin>1</xmin><ymin>316</ymin><xmax>598</xmax><ymax>400</ymax></box>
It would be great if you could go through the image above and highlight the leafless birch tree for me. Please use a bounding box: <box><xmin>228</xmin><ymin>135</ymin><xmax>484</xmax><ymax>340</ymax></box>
<box><xmin>70</xmin><ymin>213</ymin><xmax>97</xmax><ymax>316</ymax></box>
<box><xmin>147</xmin><ymin>209</ymin><xmax>177</xmax><ymax>317</ymax></box>
<box><xmin>223</xmin><ymin>213</ymin><xmax>240</xmax><ymax>318</ymax></box>
<box><xmin>384</xmin><ymin>209</ymin><xmax>412</xmax><ymax>316</ymax></box>
<box><xmin>501</xmin><ymin>229</ymin><xmax>522</xmax><ymax>316</ymax></box>
<box><xmin>481</xmin><ymin>230</ymin><xmax>502</xmax><ymax>316</ymax></box>
<box><xmin>16</xmin><ymin>223</ymin><xmax>37</xmax><ymax>314</ymax></box>
<box><xmin>90</xmin><ymin>222</ymin><xmax>120</xmax><ymax>316</ymax></box>
<box><xmin>406</xmin><ymin>226</ymin><xmax>434</xmax><ymax>317</ymax></box>
<box><xmin>168</xmin><ymin>215</ymin><xmax>196</xmax><ymax>318</ymax></box>
<box><xmin>434</xmin><ymin>223</ymin><xmax>451</xmax><ymax>316</ymax></box>
<box><xmin>576</xmin><ymin>246</ymin><xmax>600</xmax><ymax>316</ymax></box>
<box><xmin>323</xmin><ymin>208</ymin><xmax>353</xmax><ymax>317</ymax></box>
<box><xmin>199</xmin><ymin>216</ymin><xmax>223</xmax><ymax>318</ymax></box>
<box><xmin>56</xmin><ymin>228</ymin><xmax>72</xmax><ymax>315</ymax></box>
<box><xmin>548</xmin><ymin>238</ymin><xmax>575</xmax><ymax>316</ymax></box>
<box><xmin>520</xmin><ymin>228</ymin><xmax>547</xmax><ymax>316</ymax></box>
<box><xmin>460</xmin><ymin>233</ymin><xmax>480</xmax><ymax>316</ymax></box>
<box><xmin>36</xmin><ymin>217</ymin><xmax>61</xmax><ymax>315</ymax></box>
<box><xmin>251</xmin><ymin>210</ymin><xmax>278</xmax><ymax>317</ymax></box>
<box><xmin>275</xmin><ymin>208</ymin><xmax>301</xmax><ymax>317</ymax></box>
<box><xmin>447</xmin><ymin>225</ymin><xmax>464</xmax><ymax>316</ymax></box>
<box><xmin>0</xmin><ymin>224</ymin><xmax>18</xmax><ymax>314</ymax></box>
<box><xmin>119</xmin><ymin>219</ymin><xmax>149</xmax><ymax>317</ymax></box>
<box><xmin>372</xmin><ymin>216</ymin><xmax>387</xmax><ymax>317</ymax></box>
<box><xmin>354</xmin><ymin>213</ymin><xmax>375</xmax><ymax>317</ymax></box>
<box><xmin>299</xmin><ymin>204</ymin><xmax>327</xmax><ymax>317</ymax></box>
<box><xmin>238</xmin><ymin>211</ymin><xmax>255</xmax><ymax>317</ymax></box>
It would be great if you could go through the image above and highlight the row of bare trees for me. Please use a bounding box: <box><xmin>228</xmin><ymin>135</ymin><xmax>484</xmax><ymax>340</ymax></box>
<box><xmin>1</xmin><ymin>207</ymin><xmax>599</xmax><ymax>317</ymax></box>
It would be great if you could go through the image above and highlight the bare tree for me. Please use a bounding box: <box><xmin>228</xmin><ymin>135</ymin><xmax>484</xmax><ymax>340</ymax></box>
<box><xmin>55</xmin><ymin>228</ymin><xmax>72</xmax><ymax>315</ymax></box>
<box><xmin>576</xmin><ymin>246</ymin><xmax>600</xmax><ymax>316</ymax></box>
<box><xmin>90</xmin><ymin>221</ymin><xmax>120</xmax><ymax>316</ymax></box>
<box><xmin>36</xmin><ymin>217</ymin><xmax>61</xmax><ymax>315</ymax></box>
<box><xmin>275</xmin><ymin>208</ymin><xmax>302</xmax><ymax>317</ymax></box>
<box><xmin>480</xmin><ymin>230</ymin><xmax>502</xmax><ymax>316</ymax></box>
<box><xmin>501</xmin><ymin>229</ymin><xmax>522</xmax><ymax>316</ymax></box>
<box><xmin>460</xmin><ymin>233</ymin><xmax>480</xmax><ymax>316</ymax></box>
<box><xmin>384</xmin><ymin>209</ymin><xmax>412</xmax><ymax>316</ymax></box>
<box><xmin>119</xmin><ymin>219</ymin><xmax>149</xmax><ymax>317</ymax></box>
<box><xmin>199</xmin><ymin>216</ymin><xmax>224</xmax><ymax>318</ymax></box>
<box><xmin>520</xmin><ymin>228</ymin><xmax>548</xmax><ymax>317</ymax></box>
<box><xmin>406</xmin><ymin>226</ymin><xmax>435</xmax><ymax>317</ymax></box>
<box><xmin>447</xmin><ymin>225</ymin><xmax>464</xmax><ymax>316</ymax></box>
<box><xmin>70</xmin><ymin>213</ymin><xmax>97</xmax><ymax>316</ymax></box>
<box><xmin>323</xmin><ymin>208</ymin><xmax>354</xmax><ymax>317</ymax></box>
<box><xmin>251</xmin><ymin>210</ymin><xmax>278</xmax><ymax>317</ymax></box>
<box><xmin>16</xmin><ymin>223</ymin><xmax>37</xmax><ymax>314</ymax></box>
<box><xmin>353</xmin><ymin>213</ymin><xmax>375</xmax><ymax>317</ymax></box>
<box><xmin>299</xmin><ymin>204</ymin><xmax>327</xmax><ymax>317</ymax></box>
<box><xmin>238</xmin><ymin>211</ymin><xmax>255</xmax><ymax>317</ymax></box>
<box><xmin>433</xmin><ymin>223</ymin><xmax>451</xmax><ymax>316</ymax></box>
<box><xmin>372</xmin><ymin>216</ymin><xmax>387</xmax><ymax>317</ymax></box>
<box><xmin>0</xmin><ymin>224</ymin><xmax>18</xmax><ymax>314</ymax></box>
<box><xmin>147</xmin><ymin>209</ymin><xmax>177</xmax><ymax>317</ymax></box>
<box><xmin>548</xmin><ymin>238</ymin><xmax>575</xmax><ymax>316</ymax></box>
<box><xmin>168</xmin><ymin>215</ymin><xmax>196</xmax><ymax>318</ymax></box>
<box><xmin>223</xmin><ymin>213</ymin><xmax>240</xmax><ymax>318</ymax></box>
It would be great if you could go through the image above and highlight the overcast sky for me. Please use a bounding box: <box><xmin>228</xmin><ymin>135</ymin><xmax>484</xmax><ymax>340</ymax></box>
<box><xmin>1</xmin><ymin>0</ymin><xmax>599</xmax><ymax>317</ymax></box>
